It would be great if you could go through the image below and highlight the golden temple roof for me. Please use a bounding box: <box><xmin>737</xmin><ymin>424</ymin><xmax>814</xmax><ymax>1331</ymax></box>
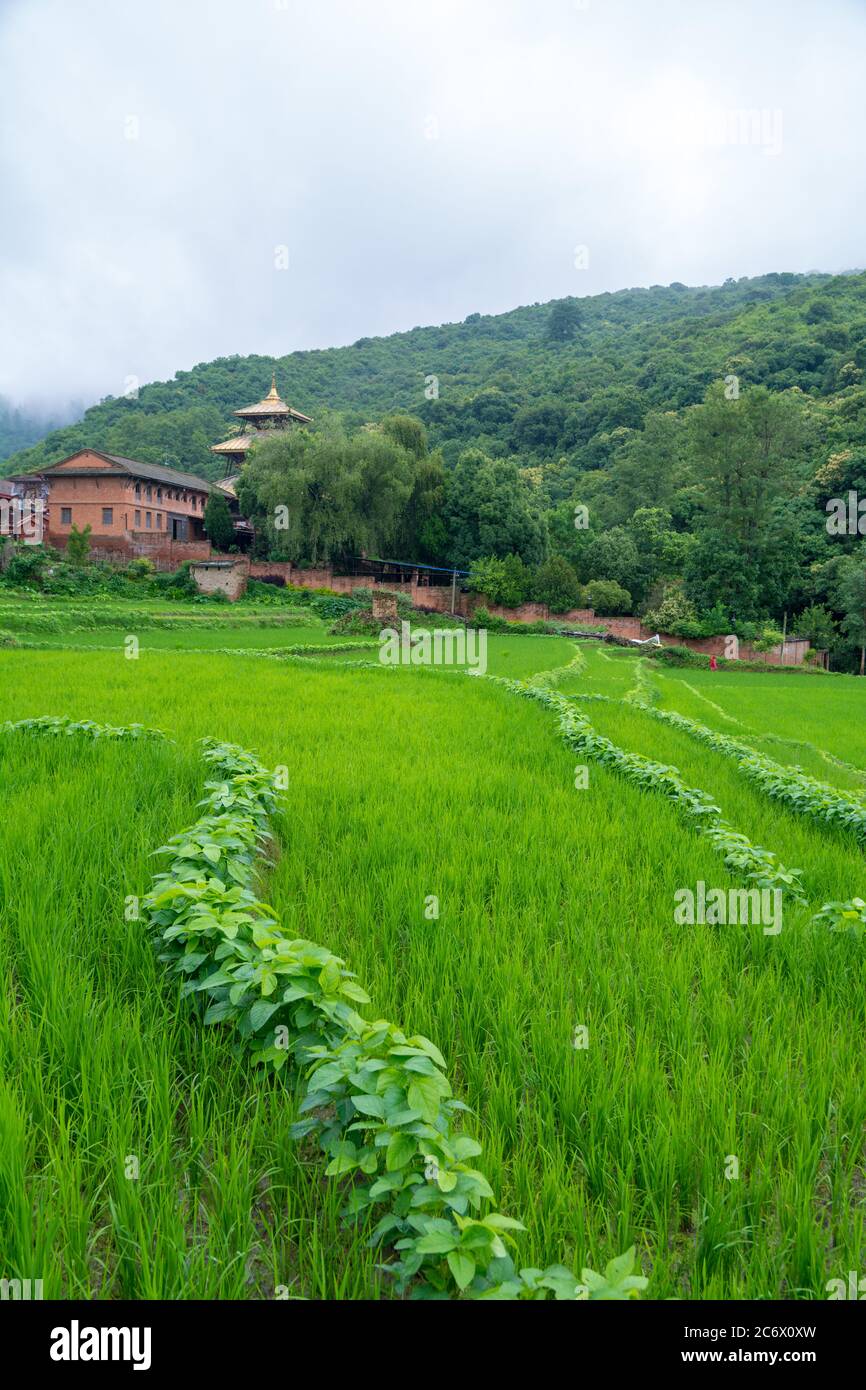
<box><xmin>210</xmin><ymin>434</ymin><xmax>256</xmax><ymax>454</ymax></box>
<box><xmin>233</xmin><ymin>372</ymin><xmax>312</xmax><ymax>423</ymax></box>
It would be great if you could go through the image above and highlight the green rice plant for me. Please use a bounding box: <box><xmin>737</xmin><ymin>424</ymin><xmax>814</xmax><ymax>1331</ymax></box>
<box><xmin>4</xmin><ymin>640</ymin><xmax>866</xmax><ymax>1301</ymax></box>
<box><xmin>491</xmin><ymin>675</ymin><xmax>807</xmax><ymax>903</ymax></box>
<box><xmin>629</xmin><ymin>698</ymin><xmax>866</xmax><ymax>843</ymax></box>
<box><xmin>141</xmin><ymin>735</ymin><xmax>646</xmax><ymax>1300</ymax></box>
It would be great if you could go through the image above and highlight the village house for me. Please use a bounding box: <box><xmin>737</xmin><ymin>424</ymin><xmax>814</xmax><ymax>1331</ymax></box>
<box><xmin>5</xmin><ymin>375</ymin><xmax>313</xmax><ymax>567</ymax></box>
<box><xmin>8</xmin><ymin>450</ymin><xmax>214</xmax><ymax>565</ymax></box>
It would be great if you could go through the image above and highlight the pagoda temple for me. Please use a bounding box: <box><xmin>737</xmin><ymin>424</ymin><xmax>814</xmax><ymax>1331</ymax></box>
<box><xmin>210</xmin><ymin>372</ymin><xmax>312</xmax><ymax>476</ymax></box>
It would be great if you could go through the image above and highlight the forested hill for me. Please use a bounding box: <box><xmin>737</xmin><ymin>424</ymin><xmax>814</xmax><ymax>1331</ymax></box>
<box><xmin>5</xmin><ymin>269</ymin><xmax>866</xmax><ymax>482</ymax></box>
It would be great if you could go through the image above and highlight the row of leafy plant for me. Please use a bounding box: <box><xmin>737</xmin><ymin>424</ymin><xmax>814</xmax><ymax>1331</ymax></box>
<box><xmin>0</xmin><ymin>605</ymin><xmax>311</xmax><ymax>633</ymax></box>
<box><xmin>564</xmin><ymin>675</ymin><xmax>866</xmax><ymax>930</ymax></box>
<box><xmin>141</xmin><ymin>736</ymin><xmax>646</xmax><ymax>1299</ymax></box>
<box><xmin>525</xmin><ymin>645</ymin><xmax>587</xmax><ymax>691</ymax></box>
<box><xmin>0</xmin><ymin>713</ymin><xmax>166</xmax><ymax>740</ymax></box>
<box><xmin>628</xmin><ymin>696</ymin><xmax>866</xmax><ymax>843</ymax></box>
<box><xmin>490</xmin><ymin>676</ymin><xmax>807</xmax><ymax>904</ymax></box>
<box><xmin>2</xmin><ymin>713</ymin><xmax>645</xmax><ymax>1299</ymax></box>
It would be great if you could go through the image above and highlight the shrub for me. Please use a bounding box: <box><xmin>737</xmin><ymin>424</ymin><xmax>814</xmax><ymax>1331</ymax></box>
<box><xmin>1</xmin><ymin>543</ymin><xmax>61</xmax><ymax>589</ymax></box>
<box><xmin>584</xmin><ymin>579</ymin><xmax>632</xmax><ymax>615</ymax></box>
<box><xmin>310</xmin><ymin>594</ymin><xmax>360</xmax><ymax>621</ymax></box>
<box><xmin>66</xmin><ymin>524</ymin><xmax>92</xmax><ymax>567</ymax></box>
<box><xmin>330</xmin><ymin>609</ymin><xmax>383</xmax><ymax>635</ymax></box>
<box><xmin>642</xmin><ymin>586</ymin><xmax>698</xmax><ymax>634</ymax></box>
<box><xmin>532</xmin><ymin>556</ymin><xmax>582</xmax><ymax>612</ymax></box>
<box><xmin>126</xmin><ymin>557</ymin><xmax>155</xmax><ymax>580</ymax></box>
<box><xmin>469</xmin><ymin>605</ymin><xmax>509</xmax><ymax>632</ymax></box>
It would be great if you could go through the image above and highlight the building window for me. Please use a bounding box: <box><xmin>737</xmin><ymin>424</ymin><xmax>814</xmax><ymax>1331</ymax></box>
<box><xmin>146</xmin><ymin>512</ymin><xmax>152</xmax><ymax>529</ymax></box>
<box><xmin>146</xmin><ymin>486</ymin><xmax>152</xmax><ymax>500</ymax></box>
<box><xmin>157</xmin><ymin>488</ymin><xmax>162</xmax><ymax>501</ymax></box>
<box><xmin>135</xmin><ymin>484</ymin><xmax>141</xmax><ymax>499</ymax></box>
<box><xmin>157</xmin><ymin>513</ymin><xmax>163</xmax><ymax>529</ymax></box>
<box><xmin>61</xmin><ymin>506</ymin><xmax>72</xmax><ymax>524</ymax></box>
<box><xmin>135</xmin><ymin>510</ymin><xmax>141</xmax><ymax>527</ymax></box>
<box><xmin>102</xmin><ymin>507</ymin><xmax>113</xmax><ymax>526</ymax></box>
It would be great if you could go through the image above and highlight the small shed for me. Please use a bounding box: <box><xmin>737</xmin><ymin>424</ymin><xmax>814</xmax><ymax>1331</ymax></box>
<box><xmin>190</xmin><ymin>559</ymin><xmax>248</xmax><ymax>602</ymax></box>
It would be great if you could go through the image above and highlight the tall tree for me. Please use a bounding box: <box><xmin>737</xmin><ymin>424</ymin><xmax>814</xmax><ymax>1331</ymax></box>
<box><xmin>545</xmin><ymin>299</ymin><xmax>582</xmax><ymax>343</ymax></box>
<box><xmin>203</xmin><ymin>491</ymin><xmax>235</xmax><ymax>551</ymax></box>
<box><xmin>445</xmin><ymin>449</ymin><xmax>546</xmax><ymax>569</ymax></box>
<box><xmin>237</xmin><ymin>422</ymin><xmax>414</xmax><ymax>567</ymax></box>
<box><xmin>836</xmin><ymin>554</ymin><xmax>866</xmax><ymax>674</ymax></box>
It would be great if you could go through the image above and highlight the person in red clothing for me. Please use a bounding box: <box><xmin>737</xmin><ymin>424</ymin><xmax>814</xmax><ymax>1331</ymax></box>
<box><xmin>709</xmin><ymin>655</ymin><xmax>718</xmax><ymax>670</ymax></box>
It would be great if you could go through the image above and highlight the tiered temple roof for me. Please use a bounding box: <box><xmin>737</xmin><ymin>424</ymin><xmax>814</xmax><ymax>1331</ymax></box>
<box><xmin>234</xmin><ymin>374</ymin><xmax>312</xmax><ymax>424</ymax></box>
<box><xmin>210</xmin><ymin>373</ymin><xmax>312</xmax><ymax>466</ymax></box>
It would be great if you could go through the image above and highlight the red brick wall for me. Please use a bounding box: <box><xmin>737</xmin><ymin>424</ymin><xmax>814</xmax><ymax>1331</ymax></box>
<box><xmin>44</xmin><ymin>451</ymin><xmax>209</xmax><ymax>540</ymax></box>
<box><xmin>65</xmin><ymin>535</ymin><xmax>212</xmax><ymax>570</ymax></box>
<box><xmin>244</xmin><ymin>562</ymin><xmax>464</xmax><ymax>610</ymax></box>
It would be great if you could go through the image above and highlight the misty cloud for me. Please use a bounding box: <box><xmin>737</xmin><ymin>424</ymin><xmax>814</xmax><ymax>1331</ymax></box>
<box><xmin>1</xmin><ymin>0</ymin><xmax>864</xmax><ymax>412</ymax></box>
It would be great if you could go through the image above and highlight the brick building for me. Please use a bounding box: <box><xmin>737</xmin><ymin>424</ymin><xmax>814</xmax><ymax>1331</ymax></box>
<box><xmin>9</xmin><ymin>449</ymin><xmax>213</xmax><ymax>565</ymax></box>
<box><xmin>7</xmin><ymin>374</ymin><xmax>311</xmax><ymax>566</ymax></box>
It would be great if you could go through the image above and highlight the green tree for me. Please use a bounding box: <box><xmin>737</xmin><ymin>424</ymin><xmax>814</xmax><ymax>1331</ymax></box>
<box><xmin>238</xmin><ymin>422</ymin><xmax>414</xmax><ymax>567</ymax></box>
<box><xmin>203</xmin><ymin>491</ymin><xmax>236</xmax><ymax>551</ymax></box>
<box><xmin>469</xmin><ymin>553</ymin><xmax>531</xmax><ymax>607</ymax></box>
<box><xmin>684</xmin><ymin>385</ymin><xmax>812</xmax><ymax>618</ymax></box>
<box><xmin>584</xmin><ymin>578</ymin><xmax>632</xmax><ymax>615</ymax></box>
<box><xmin>66</xmin><ymin>523</ymin><xmax>92</xmax><ymax>567</ymax></box>
<box><xmin>446</xmin><ymin>449</ymin><xmax>546</xmax><ymax>569</ymax></box>
<box><xmin>396</xmin><ymin>450</ymin><xmax>447</xmax><ymax>562</ymax></box>
<box><xmin>836</xmin><ymin>557</ymin><xmax>866</xmax><ymax>674</ymax></box>
<box><xmin>582</xmin><ymin>528</ymin><xmax>643</xmax><ymax>596</ymax></box>
<box><xmin>532</xmin><ymin>555</ymin><xmax>582</xmax><ymax>612</ymax></box>
<box><xmin>545</xmin><ymin>299</ymin><xmax>582</xmax><ymax>343</ymax></box>
<box><xmin>792</xmin><ymin>603</ymin><xmax>837</xmax><ymax>651</ymax></box>
<box><xmin>381</xmin><ymin>414</ymin><xmax>428</xmax><ymax>459</ymax></box>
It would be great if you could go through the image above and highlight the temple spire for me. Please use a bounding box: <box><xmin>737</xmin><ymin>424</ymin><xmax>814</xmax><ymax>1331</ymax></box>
<box><xmin>267</xmin><ymin>370</ymin><xmax>279</xmax><ymax>400</ymax></box>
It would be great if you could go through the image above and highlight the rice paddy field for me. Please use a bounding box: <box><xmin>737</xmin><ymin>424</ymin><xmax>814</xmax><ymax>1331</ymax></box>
<box><xmin>1</xmin><ymin>599</ymin><xmax>865</xmax><ymax>1301</ymax></box>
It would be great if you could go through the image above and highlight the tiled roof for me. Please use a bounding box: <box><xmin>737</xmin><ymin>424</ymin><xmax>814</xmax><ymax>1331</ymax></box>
<box><xmin>37</xmin><ymin>451</ymin><xmax>213</xmax><ymax>492</ymax></box>
<box><xmin>100</xmin><ymin>454</ymin><xmax>214</xmax><ymax>491</ymax></box>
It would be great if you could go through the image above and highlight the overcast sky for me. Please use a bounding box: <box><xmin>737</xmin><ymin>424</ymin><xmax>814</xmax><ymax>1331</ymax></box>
<box><xmin>1</xmin><ymin>0</ymin><xmax>865</xmax><ymax>413</ymax></box>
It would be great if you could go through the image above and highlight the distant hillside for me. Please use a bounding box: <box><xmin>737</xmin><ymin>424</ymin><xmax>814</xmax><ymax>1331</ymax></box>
<box><xmin>5</xmin><ymin>270</ymin><xmax>866</xmax><ymax>483</ymax></box>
